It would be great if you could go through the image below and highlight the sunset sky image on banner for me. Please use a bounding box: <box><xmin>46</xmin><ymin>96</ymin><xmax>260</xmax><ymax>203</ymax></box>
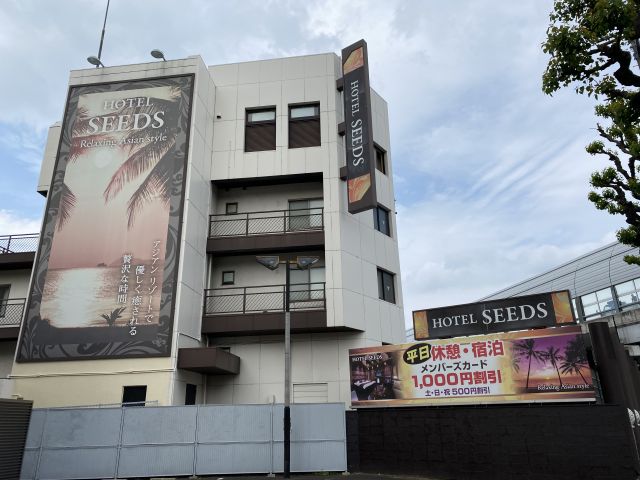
<box><xmin>18</xmin><ymin>75</ymin><xmax>194</xmax><ymax>362</ymax></box>
<box><xmin>349</xmin><ymin>326</ymin><xmax>595</xmax><ymax>407</ymax></box>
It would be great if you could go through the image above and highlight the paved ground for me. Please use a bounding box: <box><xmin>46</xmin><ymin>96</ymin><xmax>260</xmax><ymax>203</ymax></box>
<box><xmin>197</xmin><ymin>474</ymin><xmax>443</xmax><ymax>480</ymax></box>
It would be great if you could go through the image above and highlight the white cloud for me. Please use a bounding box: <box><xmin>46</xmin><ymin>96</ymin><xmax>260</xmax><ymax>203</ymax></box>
<box><xmin>0</xmin><ymin>210</ymin><xmax>41</xmax><ymax>235</ymax></box>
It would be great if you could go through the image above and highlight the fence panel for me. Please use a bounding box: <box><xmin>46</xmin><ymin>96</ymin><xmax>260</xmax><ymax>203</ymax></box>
<box><xmin>196</xmin><ymin>404</ymin><xmax>273</xmax><ymax>475</ymax></box>
<box><xmin>21</xmin><ymin>402</ymin><xmax>346</xmax><ymax>479</ymax></box>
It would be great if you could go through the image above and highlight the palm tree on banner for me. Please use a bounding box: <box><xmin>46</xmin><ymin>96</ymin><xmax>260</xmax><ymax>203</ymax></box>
<box><xmin>57</xmin><ymin>106</ymin><xmax>114</xmax><ymax>231</ymax></box>
<box><xmin>542</xmin><ymin>345</ymin><xmax>564</xmax><ymax>388</ymax></box>
<box><xmin>102</xmin><ymin>87</ymin><xmax>185</xmax><ymax>229</ymax></box>
<box><xmin>560</xmin><ymin>337</ymin><xmax>591</xmax><ymax>385</ymax></box>
<box><xmin>513</xmin><ymin>339</ymin><xmax>544</xmax><ymax>390</ymax></box>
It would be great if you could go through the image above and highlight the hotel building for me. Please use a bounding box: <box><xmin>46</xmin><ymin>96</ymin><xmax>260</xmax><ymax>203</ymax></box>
<box><xmin>0</xmin><ymin>52</ymin><xmax>405</xmax><ymax>407</ymax></box>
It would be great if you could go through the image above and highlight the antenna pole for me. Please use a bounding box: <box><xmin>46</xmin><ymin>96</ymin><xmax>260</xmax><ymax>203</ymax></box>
<box><xmin>96</xmin><ymin>0</ymin><xmax>110</xmax><ymax>66</ymax></box>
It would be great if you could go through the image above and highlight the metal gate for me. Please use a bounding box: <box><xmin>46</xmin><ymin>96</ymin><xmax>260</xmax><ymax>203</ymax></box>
<box><xmin>21</xmin><ymin>403</ymin><xmax>346</xmax><ymax>479</ymax></box>
<box><xmin>0</xmin><ymin>399</ymin><xmax>33</xmax><ymax>480</ymax></box>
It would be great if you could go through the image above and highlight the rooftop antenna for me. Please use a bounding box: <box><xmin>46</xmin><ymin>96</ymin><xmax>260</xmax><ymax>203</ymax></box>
<box><xmin>96</xmin><ymin>0</ymin><xmax>110</xmax><ymax>67</ymax></box>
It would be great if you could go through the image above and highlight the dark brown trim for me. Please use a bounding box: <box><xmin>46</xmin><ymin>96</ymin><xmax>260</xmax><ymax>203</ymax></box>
<box><xmin>213</xmin><ymin>173</ymin><xmax>322</xmax><ymax>189</ymax></box>
<box><xmin>202</xmin><ymin>310</ymin><xmax>361</xmax><ymax>336</ymax></box>
<box><xmin>339</xmin><ymin>166</ymin><xmax>348</xmax><ymax>180</ymax></box>
<box><xmin>178</xmin><ymin>347</ymin><xmax>240</xmax><ymax>374</ymax></box>
<box><xmin>207</xmin><ymin>230</ymin><xmax>324</xmax><ymax>255</ymax></box>
<box><xmin>0</xmin><ymin>252</ymin><xmax>34</xmax><ymax>269</ymax></box>
<box><xmin>337</xmin><ymin>122</ymin><xmax>345</xmax><ymax>136</ymax></box>
<box><xmin>0</xmin><ymin>327</ymin><xmax>19</xmax><ymax>340</ymax></box>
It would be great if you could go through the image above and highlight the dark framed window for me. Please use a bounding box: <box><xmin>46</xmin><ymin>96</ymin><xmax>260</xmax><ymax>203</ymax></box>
<box><xmin>185</xmin><ymin>384</ymin><xmax>197</xmax><ymax>405</ymax></box>
<box><xmin>222</xmin><ymin>271</ymin><xmax>235</xmax><ymax>285</ymax></box>
<box><xmin>122</xmin><ymin>385</ymin><xmax>147</xmax><ymax>406</ymax></box>
<box><xmin>289</xmin><ymin>103</ymin><xmax>320</xmax><ymax>148</ymax></box>
<box><xmin>373</xmin><ymin>206</ymin><xmax>390</xmax><ymax>236</ymax></box>
<box><xmin>0</xmin><ymin>285</ymin><xmax>9</xmax><ymax>317</ymax></box>
<box><xmin>225</xmin><ymin>202</ymin><xmax>238</xmax><ymax>215</ymax></box>
<box><xmin>288</xmin><ymin>198</ymin><xmax>323</xmax><ymax>231</ymax></box>
<box><xmin>245</xmin><ymin>107</ymin><xmax>276</xmax><ymax>152</ymax></box>
<box><xmin>377</xmin><ymin>269</ymin><xmax>396</xmax><ymax>304</ymax></box>
<box><xmin>375</xmin><ymin>145</ymin><xmax>386</xmax><ymax>174</ymax></box>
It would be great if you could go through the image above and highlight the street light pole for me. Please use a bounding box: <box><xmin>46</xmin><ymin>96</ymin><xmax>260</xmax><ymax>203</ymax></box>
<box><xmin>283</xmin><ymin>259</ymin><xmax>291</xmax><ymax>478</ymax></box>
<box><xmin>255</xmin><ymin>254</ymin><xmax>319</xmax><ymax>478</ymax></box>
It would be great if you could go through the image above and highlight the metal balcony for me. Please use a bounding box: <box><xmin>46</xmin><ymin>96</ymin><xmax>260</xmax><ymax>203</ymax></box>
<box><xmin>202</xmin><ymin>283</ymin><xmax>328</xmax><ymax>336</ymax></box>
<box><xmin>204</xmin><ymin>282</ymin><xmax>326</xmax><ymax>315</ymax></box>
<box><xmin>0</xmin><ymin>298</ymin><xmax>25</xmax><ymax>339</ymax></box>
<box><xmin>209</xmin><ymin>208</ymin><xmax>323</xmax><ymax>237</ymax></box>
<box><xmin>207</xmin><ymin>209</ymin><xmax>325</xmax><ymax>255</ymax></box>
<box><xmin>0</xmin><ymin>234</ymin><xmax>38</xmax><ymax>254</ymax></box>
<box><xmin>0</xmin><ymin>234</ymin><xmax>38</xmax><ymax>269</ymax></box>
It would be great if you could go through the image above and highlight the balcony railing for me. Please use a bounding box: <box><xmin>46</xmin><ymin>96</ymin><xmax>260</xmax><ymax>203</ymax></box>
<box><xmin>0</xmin><ymin>234</ymin><xmax>39</xmax><ymax>254</ymax></box>
<box><xmin>204</xmin><ymin>283</ymin><xmax>326</xmax><ymax>315</ymax></box>
<box><xmin>0</xmin><ymin>298</ymin><xmax>26</xmax><ymax>327</ymax></box>
<box><xmin>209</xmin><ymin>208</ymin><xmax>324</xmax><ymax>237</ymax></box>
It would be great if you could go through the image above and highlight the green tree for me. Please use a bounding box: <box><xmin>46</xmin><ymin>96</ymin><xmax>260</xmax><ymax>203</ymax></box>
<box><xmin>542</xmin><ymin>0</ymin><xmax>640</xmax><ymax>264</ymax></box>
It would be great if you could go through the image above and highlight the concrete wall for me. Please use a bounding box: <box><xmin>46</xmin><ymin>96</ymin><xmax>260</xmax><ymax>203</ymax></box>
<box><xmin>204</xmin><ymin>53</ymin><xmax>405</xmax><ymax>407</ymax></box>
<box><xmin>36</xmin><ymin>122</ymin><xmax>61</xmax><ymax>195</ymax></box>
<box><xmin>213</xmin><ymin>182</ymin><xmax>323</xmax><ymax>215</ymax></box>
<box><xmin>0</xmin><ymin>269</ymin><xmax>31</xmax><ymax>298</ymax></box>
<box><xmin>206</xmin><ymin>331</ymin><xmax>374</xmax><ymax>405</ymax></box>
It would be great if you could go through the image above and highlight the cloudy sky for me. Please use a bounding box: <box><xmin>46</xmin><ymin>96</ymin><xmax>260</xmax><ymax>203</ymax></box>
<box><xmin>0</xmin><ymin>1</ymin><xmax>625</xmax><ymax>326</ymax></box>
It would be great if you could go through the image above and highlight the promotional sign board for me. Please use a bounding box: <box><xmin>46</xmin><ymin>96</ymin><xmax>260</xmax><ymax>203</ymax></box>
<box><xmin>349</xmin><ymin>326</ymin><xmax>594</xmax><ymax>407</ymax></box>
<box><xmin>18</xmin><ymin>75</ymin><xmax>194</xmax><ymax>362</ymax></box>
<box><xmin>342</xmin><ymin>39</ymin><xmax>377</xmax><ymax>214</ymax></box>
<box><xmin>412</xmin><ymin>290</ymin><xmax>575</xmax><ymax>340</ymax></box>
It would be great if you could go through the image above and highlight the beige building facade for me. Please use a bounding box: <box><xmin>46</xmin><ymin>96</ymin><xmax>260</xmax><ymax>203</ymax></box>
<box><xmin>1</xmin><ymin>52</ymin><xmax>404</xmax><ymax>408</ymax></box>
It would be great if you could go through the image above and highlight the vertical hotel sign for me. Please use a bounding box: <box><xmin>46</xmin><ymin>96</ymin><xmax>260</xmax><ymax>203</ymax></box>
<box><xmin>342</xmin><ymin>39</ymin><xmax>377</xmax><ymax>214</ymax></box>
<box><xmin>17</xmin><ymin>75</ymin><xmax>194</xmax><ymax>362</ymax></box>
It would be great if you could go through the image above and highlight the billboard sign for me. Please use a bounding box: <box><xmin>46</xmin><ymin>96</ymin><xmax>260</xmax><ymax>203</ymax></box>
<box><xmin>342</xmin><ymin>39</ymin><xmax>377</xmax><ymax>214</ymax></box>
<box><xmin>18</xmin><ymin>75</ymin><xmax>194</xmax><ymax>362</ymax></box>
<box><xmin>349</xmin><ymin>326</ymin><xmax>594</xmax><ymax>407</ymax></box>
<box><xmin>412</xmin><ymin>290</ymin><xmax>575</xmax><ymax>340</ymax></box>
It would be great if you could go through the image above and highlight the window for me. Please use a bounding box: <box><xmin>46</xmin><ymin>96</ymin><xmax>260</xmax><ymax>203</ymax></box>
<box><xmin>222</xmin><ymin>271</ymin><xmax>235</xmax><ymax>285</ymax></box>
<box><xmin>377</xmin><ymin>269</ymin><xmax>396</xmax><ymax>304</ymax></box>
<box><xmin>289</xmin><ymin>103</ymin><xmax>320</xmax><ymax>148</ymax></box>
<box><xmin>580</xmin><ymin>287</ymin><xmax>616</xmax><ymax>319</ymax></box>
<box><xmin>615</xmin><ymin>279</ymin><xmax>640</xmax><ymax>308</ymax></box>
<box><xmin>245</xmin><ymin>108</ymin><xmax>276</xmax><ymax>152</ymax></box>
<box><xmin>375</xmin><ymin>145</ymin><xmax>386</xmax><ymax>174</ymax></box>
<box><xmin>373</xmin><ymin>206</ymin><xmax>391</xmax><ymax>236</ymax></box>
<box><xmin>290</xmin><ymin>266</ymin><xmax>325</xmax><ymax>302</ymax></box>
<box><xmin>288</xmin><ymin>199</ymin><xmax>323</xmax><ymax>231</ymax></box>
<box><xmin>122</xmin><ymin>385</ymin><xmax>147</xmax><ymax>406</ymax></box>
<box><xmin>185</xmin><ymin>384</ymin><xmax>197</xmax><ymax>405</ymax></box>
<box><xmin>225</xmin><ymin>202</ymin><xmax>238</xmax><ymax>215</ymax></box>
<box><xmin>0</xmin><ymin>285</ymin><xmax>8</xmax><ymax>317</ymax></box>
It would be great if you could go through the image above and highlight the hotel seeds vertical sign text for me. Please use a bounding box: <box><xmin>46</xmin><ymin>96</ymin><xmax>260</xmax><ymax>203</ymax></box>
<box><xmin>17</xmin><ymin>75</ymin><xmax>194</xmax><ymax>362</ymax></box>
<box><xmin>342</xmin><ymin>39</ymin><xmax>377</xmax><ymax>214</ymax></box>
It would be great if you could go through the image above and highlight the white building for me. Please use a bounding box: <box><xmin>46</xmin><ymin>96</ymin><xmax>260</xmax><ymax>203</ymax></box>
<box><xmin>0</xmin><ymin>52</ymin><xmax>405</xmax><ymax>407</ymax></box>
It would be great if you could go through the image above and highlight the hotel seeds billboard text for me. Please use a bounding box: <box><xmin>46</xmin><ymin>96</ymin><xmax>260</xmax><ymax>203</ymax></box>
<box><xmin>18</xmin><ymin>75</ymin><xmax>194</xmax><ymax>361</ymax></box>
<box><xmin>349</xmin><ymin>326</ymin><xmax>595</xmax><ymax>407</ymax></box>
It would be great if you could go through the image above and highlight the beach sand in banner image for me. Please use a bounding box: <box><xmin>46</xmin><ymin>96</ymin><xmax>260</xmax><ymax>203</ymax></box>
<box><xmin>40</xmin><ymin>86</ymin><xmax>176</xmax><ymax>329</ymax></box>
<box><xmin>510</xmin><ymin>334</ymin><xmax>592</xmax><ymax>394</ymax></box>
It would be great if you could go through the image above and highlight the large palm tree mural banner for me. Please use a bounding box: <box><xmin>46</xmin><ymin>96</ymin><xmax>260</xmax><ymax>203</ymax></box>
<box><xmin>18</xmin><ymin>75</ymin><xmax>194</xmax><ymax>362</ymax></box>
<box><xmin>349</xmin><ymin>325</ymin><xmax>595</xmax><ymax>407</ymax></box>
